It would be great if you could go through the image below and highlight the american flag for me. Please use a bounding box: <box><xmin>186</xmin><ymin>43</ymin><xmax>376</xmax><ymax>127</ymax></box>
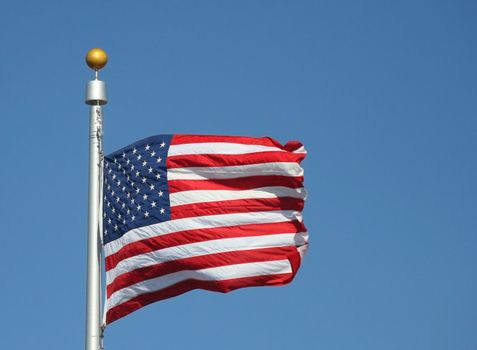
<box><xmin>103</xmin><ymin>134</ymin><xmax>308</xmax><ymax>324</ymax></box>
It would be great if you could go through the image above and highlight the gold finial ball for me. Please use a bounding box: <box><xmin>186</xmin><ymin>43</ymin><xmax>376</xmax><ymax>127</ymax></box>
<box><xmin>86</xmin><ymin>48</ymin><xmax>108</xmax><ymax>70</ymax></box>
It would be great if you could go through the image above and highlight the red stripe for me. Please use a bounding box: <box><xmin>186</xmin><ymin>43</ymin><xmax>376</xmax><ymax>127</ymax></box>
<box><xmin>106</xmin><ymin>252</ymin><xmax>301</xmax><ymax>325</ymax></box>
<box><xmin>105</xmin><ymin>220</ymin><xmax>305</xmax><ymax>270</ymax></box>
<box><xmin>167</xmin><ymin>151</ymin><xmax>305</xmax><ymax>169</ymax></box>
<box><xmin>107</xmin><ymin>246</ymin><xmax>300</xmax><ymax>297</ymax></box>
<box><xmin>107</xmin><ymin>274</ymin><xmax>293</xmax><ymax>324</ymax></box>
<box><xmin>168</xmin><ymin>176</ymin><xmax>304</xmax><ymax>192</ymax></box>
<box><xmin>171</xmin><ymin>134</ymin><xmax>304</xmax><ymax>152</ymax></box>
<box><xmin>171</xmin><ymin>197</ymin><xmax>304</xmax><ymax>220</ymax></box>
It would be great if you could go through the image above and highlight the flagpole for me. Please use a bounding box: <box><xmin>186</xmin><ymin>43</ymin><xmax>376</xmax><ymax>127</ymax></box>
<box><xmin>85</xmin><ymin>48</ymin><xmax>108</xmax><ymax>350</ymax></box>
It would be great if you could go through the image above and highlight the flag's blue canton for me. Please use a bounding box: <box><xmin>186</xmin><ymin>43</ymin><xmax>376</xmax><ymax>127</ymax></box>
<box><xmin>103</xmin><ymin>135</ymin><xmax>173</xmax><ymax>244</ymax></box>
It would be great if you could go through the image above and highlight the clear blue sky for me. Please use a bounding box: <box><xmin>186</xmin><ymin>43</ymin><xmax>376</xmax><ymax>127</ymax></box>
<box><xmin>1</xmin><ymin>1</ymin><xmax>476</xmax><ymax>349</ymax></box>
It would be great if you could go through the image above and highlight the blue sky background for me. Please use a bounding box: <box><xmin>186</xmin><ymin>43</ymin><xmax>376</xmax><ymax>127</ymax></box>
<box><xmin>0</xmin><ymin>1</ymin><xmax>476</xmax><ymax>349</ymax></box>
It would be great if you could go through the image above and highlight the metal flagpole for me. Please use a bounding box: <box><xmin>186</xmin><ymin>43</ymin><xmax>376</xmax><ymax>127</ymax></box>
<box><xmin>85</xmin><ymin>48</ymin><xmax>108</xmax><ymax>350</ymax></box>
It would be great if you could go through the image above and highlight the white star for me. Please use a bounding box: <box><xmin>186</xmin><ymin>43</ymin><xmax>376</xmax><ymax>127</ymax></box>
<box><xmin>142</xmin><ymin>160</ymin><xmax>147</xmax><ymax>167</ymax></box>
<box><xmin>151</xmin><ymin>151</ymin><xmax>156</xmax><ymax>157</ymax></box>
<box><xmin>116</xmin><ymin>180</ymin><xmax>121</xmax><ymax>186</ymax></box>
<box><xmin>112</xmin><ymin>208</ymin><xmax>116</xmax><ymax>213</ymax></box>
<box><xmin>133</xmin><ymin>148</ymin><xmax>137</xmax><ymax>154</ymax></box>
<box><xmin>160</xmin><ymin>208</ymin><xmax>165</xmax><ymax>214</ymax></box>
<box><xmin>118</xmin><ymin>164</ymin><xmax>122</xmax><ymax>169</ymax></box>
<box><xmin>115</xmin><ymin>197</ymin><xmax>120</xmax><ymax>203</ymax></box>
<box><xmin>156</xmin><ymin>157</ymin><xmax>162</xmax><ymax>163</ymax></box>
<box><xmin>118</xmin><ymin>213</ymin><xmax>121</xmax><ymax>219</ymax></box>
<box><xmin>131</xmin><ymin>215</ymin><xmax>136</xmax><ymax>221</ymax></box>
<box><xmin>151</xmin><ymin>201</ymin><xmax>157</xmax><ymax>208</ymax></box>
<box><xmin>143</xmin><ymin>194</ymin><xmax>148</xmax><ymax>200</ymax></box>
<box><xmin>149</xmin><ymin>184</ymin><xmax>155</xmax><ymax>190</ymax></box>
<box><xmin>155</xmin><ymin>173</ymin><xmax>161</xmax><ymax>179</ymax></box>
<box><xmin>144</xmin><ymin>211</ymin><xmax>149</xmax><ymax>218</ymax></box>
<box><xmin>122</xmin><ymin>219</ymin><xmax>126</xmax><ymax>224</ymax></box>
<box><xmin>122</xmin><ymin>152</ymin><xmax>126</xmax><ymax>158</ymax></box>
<box><xmin>114</xmin><ymin>224</ymin><xmax>118</xmax><ymax>231</ymax></box>
<box><xmin>108</xmin><ymin>218</ymin><xmax>112</xmax><ymax>225</ymax></box>
<box><xmin>121</xmin><ymin>203</ymin><xmax>126</xmax><ymax>209</ymax></box>
<box><xmin>136</xmin><ymin>204</ymin><xmax>141</xmax><ymax>211</ymax></box>
<box><xmin>103</xmin><ymin>212</ymin><xmax>107</xmax><ymax>218</ymax></box>
<box><xmin>111</xmin><ymin>191</ymin><xmax>115</xmax><ymax>196</ymax></box>
<box><xmin>122</xmin><ymin>186</ymin><xmax>126</xmax><ymax>192</ymax></box>
<box><xmin>145</xmin><ymin>144</ymin><xmax>150</xmax><ymax>151</ymax></box>
<box><xmin>148</xmin><ymin>167</ymin><xmax>153</xmax><ymax>173</ymax></box>
<box><xmin>142</xmin><ymin>177</ymin><xmax>147</xmax><ymax>183</ymax></box>
<box><xmin>127</xmin><ymin>209</ymin><xmax>130</xmax><ymax>215</ymax></box>
<box><xmin>108</xmin><ymin>169</ymin><xmax>112</xmax><ymax>174</ymax></box>
<box><xmin>137</xmin><ymin>154</ymin><xmax>142</xmax><ymax>160</ymax></box>
<box><xmin>158</xmin><ymin>190</ymin><xmax>163</xmax><ymax>197</ymax></box>
<box><xmin>112</xmin><ymin>174</ymin><xmax>116</xmax><ymax>180</ymax></box>
<box><xmin>126</xmin><ymin>159</ymin><xmax>130</xmax><ymax>165</ymax></box>
<box><xmin>160</xmin><ymin>141</ymin><xmax>166</xmax><ymax>148</ymax></box>
<box><xmin>136</xmin><ymin>188</ymin><xmax>140</xmax><ymax>194</ymax></box>
<box><xmin>127</xmin><ymin>192</ymin><xmax>131</xmax><ymax>198</ymax></box>
<box><xmin>131</xmin><ymin>164</ymin><xmax>135</xmax><ymax>170</ymax></box>
<box><xmin>135</xmin><ymin>171</ymin><xmax>140</xmax><ymax>177</ymax></box>
<box><xmin>114</xmin><ymin>158</ymin><xmax>117</xmax><ymax>163</ymax></box>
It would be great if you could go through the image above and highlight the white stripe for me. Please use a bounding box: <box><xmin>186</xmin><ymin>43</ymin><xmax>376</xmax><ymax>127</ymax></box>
<box><xmin>169</xmin><ymin>186</ymin><xmax>306</xmax><ymax>206</ymax></box>
<box><xmin>293</xmin><ymin>145</ymin><xmax>307</xmax><ymax>154</ymax></box>
<box><xmin>106</xmin><ymin>232</ymin><xmax>308</xmax><ymax>285</ymax></box>
<box><xmin>168</xmin><ymin>162</ymin><xmax>303</xmax><ymax>180</ymax></box>
<box><xmin>168</xmin><ymin>142</ymin><xmax>286</xmax><ymax>156</ymax></box>
<box><xmin>297</xmin><ymin>243</ymin><xmax>309</xmax><ymax>258</ymax></box>
<box><xmin>107</xmin><ymin>259</ymin><xmax>292</xmax><ymax>310</ymax></box>
<box><xmin>104</xmin><ymin>210</ymin><xmax>303</xmax><ymax>257</ymax></box>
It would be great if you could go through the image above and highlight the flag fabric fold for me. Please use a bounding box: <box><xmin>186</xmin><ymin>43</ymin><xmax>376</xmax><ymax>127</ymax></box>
<box><xmin>102</xmin><ymin>134</ymin><xmax>308</xmax><ymax>324</ymax></box>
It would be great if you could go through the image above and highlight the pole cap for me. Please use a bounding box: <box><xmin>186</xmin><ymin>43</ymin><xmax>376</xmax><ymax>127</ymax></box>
<box><xmin>85</xmin><ymin>80</ymin><xmax>107</xmax><ymax>105</ymax></box>
<box><xmin>86</xmin><ymin>48</ymin><xmax>108</xmax><ymax>71</ymax></box>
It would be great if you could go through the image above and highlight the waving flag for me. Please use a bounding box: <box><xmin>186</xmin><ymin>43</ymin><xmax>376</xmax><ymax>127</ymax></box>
<box><xmin>103</xmin><ymin>134</ymin><xmax>308</xmax><ymax>324</ymax></box>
